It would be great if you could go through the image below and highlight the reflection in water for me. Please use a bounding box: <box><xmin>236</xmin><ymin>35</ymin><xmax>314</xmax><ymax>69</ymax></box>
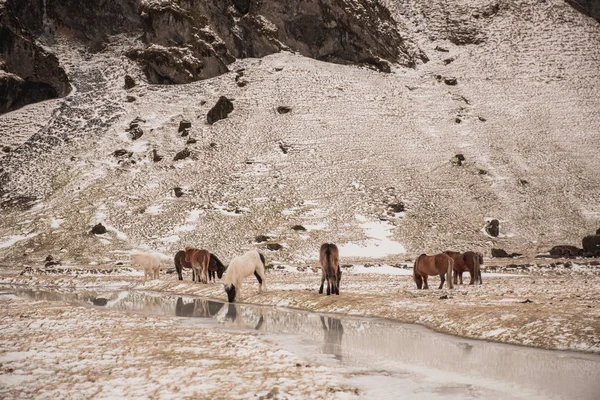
<box><xmin>4</xmin><ymin>286</ymin><xmax>600</xmax><ymax>400</ymax></box>
<box><xmin>321</xmin><ymin>316</ymin><xmax>344</xmax><ymax>361</ymax></box>
<box><xmin>175</xmin><ymin>297</ymin><xmax>223</xmax><ymax>318</ymax></box>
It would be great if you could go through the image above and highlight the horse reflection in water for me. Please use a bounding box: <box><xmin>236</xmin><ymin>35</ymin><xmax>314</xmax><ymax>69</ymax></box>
<box><xmin>224</xmin><ymin>304</ymin><xmax>265</xmax><ymax>331</ymax></box>
<box><xmin>175</xmin><ymin>297</ymin><xmax>224</xmax><ymax>318</ymax></box>
<box><xmin>320</xmin><ymin>316</ymin><xmax>344</xmax><ymax>361</ymax></box>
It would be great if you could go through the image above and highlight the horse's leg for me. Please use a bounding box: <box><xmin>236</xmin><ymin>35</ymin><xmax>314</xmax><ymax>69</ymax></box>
<box><xmin>468</xmin><ymin>269</ymin><xmax>474</xmax><ymax>285</ymax></box>
<box><xmin>319</xmin><ymin>274</ymin><xmax>325</xmax><ymax>294</ymax></box>
<box><xmin>459</xmin><ymin>271</ymin><xmax>464</xmax><ymax>285</ymax></box>
<box><xmin>453</xmin><ymin>269</ymin><xmax>458</xmax><ymax>285</ymax></box>
<box><xmin>176</xmin><ymin>262</ymin><xmax>183</xmax><ymax>281</ymax></box>
<box><xmin>423</xmin><ymin>275</ymin><xmax>429</xmax><ymax>289</ymax></box>
<box><xmin>326</xmin><ymin>278</ymin><xmax>331</xmax><ymax>296</ymax></box>
<box><xmin>439</xmin><ymin>273</ymin><xmax>445</xmax><ymax>289</ymax></box>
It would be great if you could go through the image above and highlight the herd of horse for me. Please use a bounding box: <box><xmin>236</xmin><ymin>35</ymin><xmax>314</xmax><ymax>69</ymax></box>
<box><xmin>130</xmin><ymin>244</ymin><xmax>483</xmax><ymax>302</ymax></box>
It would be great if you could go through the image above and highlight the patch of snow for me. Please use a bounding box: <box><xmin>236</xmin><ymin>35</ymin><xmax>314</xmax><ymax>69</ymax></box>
<box><xmin>145</xmin><ymin>205</ymin><xmax>163</xmax><ymax>215</ymax></box>
<box><xmin>339</xmin><ymin>216</ymin><xmax>406</xmax><ymax>258</ymax></box>
<box><xmin>0</xmin><ymin>233</ymin><xmax>39</xmax><ymax>249</ymax></box>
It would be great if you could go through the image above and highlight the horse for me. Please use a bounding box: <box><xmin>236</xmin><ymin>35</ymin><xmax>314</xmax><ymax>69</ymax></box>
<box><xmin>319</xmin><ymin>243</ymin><xmax>341</xmax><ymax>295</ymax></box>
<box><xmin>208</xmin><ymin>254</ymin><xmax>226</xmax><ymax>282</ymax></box>
<box><xmin>131</xmin><ymin>253</ymin><xmax>162</xmax><ymax>281</ymax></box>
<box><xmin>175</xmin><ymin>250</ymin><xmax>227</xmax><ymax>282</ymax></box>
<box><xmin>175</xmin><ymin>297</ymin><xmax>224</xmax><ymax>318</ymax></box>
<box><xmin>413</xmin><ymin>253</ymin><xmax>454</xmax><ymax>289</ymax></box>
<box><xmin>184</xmin><ymin>248</ymin><xmax>210</xmax><ymax>284</ymax></box>
<box><xmin>223</xmin><ymin>250</ymin><xmax>266</xmax><ymax>302</ymax></box>
<box><xmin>444</xmin><ymin>251</ymin><xmax>483</xmax><ymax>285</ymax></box>
<box><xmin>320</xmin><ymin>316</ymin><xmax>344</xmax><ymax>361</ymax></box>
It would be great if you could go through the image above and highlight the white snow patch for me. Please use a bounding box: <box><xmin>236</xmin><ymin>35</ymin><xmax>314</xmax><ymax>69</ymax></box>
<box><xmin>0</xmin><ymin>233</ymin><xmax>39</xmax><ymax>249</ymax></box>
<box><xmin>145</xmin><ymin>205</ymin><xmax>163</xmax><ymax>215</ymax></box>
<box><xmin>49</xmin><ymin>218</ymin><xmax>65</xmax><ymax>229</ymax></box>
<box><xmin>349</xmin><ymin>264</ymin><xmax>412</xmax><ymax>275</ymax></box>
<box><xmin>339</xmin><ymin>216</ymin><xmax>406</xmax><ymax>258</ymax></box>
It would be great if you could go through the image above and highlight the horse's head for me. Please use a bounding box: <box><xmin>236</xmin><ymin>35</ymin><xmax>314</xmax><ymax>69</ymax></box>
<box><xmin>216</xmin><ymin>264</ymin><xmax>225</xmax><ymax>279</ymax></box>
<box><xmin>224</xmin><ymin>283</ymin><xmax>236</xmax><ymax>303</ymax></box>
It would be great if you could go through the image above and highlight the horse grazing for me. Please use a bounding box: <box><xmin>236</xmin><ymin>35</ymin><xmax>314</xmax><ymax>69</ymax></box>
<box><xmin>223</xmin><ymin>250</ymin><xmax>266</xmax><ymax>302</ymax></box>
<box><xmin>208</xmin><ymin>254</ymin><xmax>226</xmax><ymax>282</ymax></box>
<box><xmin>175</xmin><ymin>250</ymin><xmax>226</xmax><ymax>282</ymax></box>
<box><xmin>131</xmin><ymin>253</ymin><xmax>162</xmax><ymax>281</ymax></box>
<box><xmin>319</xmin><ymin>243</ymin><xmax>341</xmax><ymax>295</ymax></box>
<box><xmin>413</xmin><ymin>253</ymin><xmax>454</xmax><ymax>289</ymax></box>
<box><xmin>444</xmin><ymin>251</ymin><xmax>483</xmax><ymax>285</ymax></box>
<box><xmin>184</xmin><ymin>248</ymin><xmax>210</xmax><ymax>284</ymax></box>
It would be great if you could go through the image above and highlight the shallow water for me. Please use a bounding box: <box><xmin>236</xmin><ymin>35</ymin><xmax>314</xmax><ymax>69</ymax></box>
<box><xmin>3</xmin><ymin>286</ymin><xmax>600</xmax><ymax>399</ymax></box>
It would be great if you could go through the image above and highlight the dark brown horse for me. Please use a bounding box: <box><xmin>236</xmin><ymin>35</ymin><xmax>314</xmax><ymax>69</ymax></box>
<box><xmin>444</xmin><ymin>251</ymin><xmax>483</xmax><ymax>285</ymax></box>
<box><xmin>319</xmin><ymin>243</ymin><xmax>341</xmax><ymax>295</ymax></box>
<box><xmin>413</xmin><ymin>253</ymin><xmax>454</xmax><ymax>289</ymax></box>
<box><xmin>175</xmin><ymin>250</ymin><xmax>226</xmax><ymax>282</ymax></box>
<box><xmin>184</xmin><ymin>248</ymin><xmax>210</xmax><ymax>283</ymax></box>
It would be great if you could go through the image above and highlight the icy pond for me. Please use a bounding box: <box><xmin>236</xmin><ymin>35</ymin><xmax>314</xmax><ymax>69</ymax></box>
<box><xmin>4</xmin><ymin>286</ymin><xmax>600</xmax><ymax>399</ymax></box>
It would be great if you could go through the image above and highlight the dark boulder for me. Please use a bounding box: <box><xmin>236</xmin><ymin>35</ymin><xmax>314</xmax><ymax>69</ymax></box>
<box><xmin>279</xmin><ymin>142</ymin><xmax>290</xmax><ymax>154</ymax></box>
<box><xmin>126</xmin><ymin>95</ymin><xmax>136</xmax><ymax>102</ymax></box>
<box><xmin>277</xmin><ymin>106</ymin><xmax>292</xmax><ymax>114</ymax></box>
<box><xmin>173</xmin><ymin>148</ymin><xmax>191</xmax><ymax>161</ymax></box>
<box><xmin>486</xmin><ymin>219</ymin><xmax>499</xmax><ymax>237</ymax></box>
<box><xmin>186</xmin><ymin>138</ymin><xmax>197</xmax><ymax>144</ymax></box>
<box><xmin>92</xmin><ymin>298</ymin><xmax>108</xmax><ymax>306</ymax></box>
<box><xmin>452</xmin><ymin>154</ymin><xmax>466</xmax><ymax>166</ymax></box>
<box><xmin>178</xmin><ymin>120</ymin><xmax>192</xmax><ymax>132</ymax></box>
<box><xmin>124</xmin><ymin>75</ymin><xmax>136</xmax><ymax>89</ymax></box>
<box><xmin>152</xmin><ymin>149</ymin><xmax>163</xmax><ymax>162</ymax></box>
<box><xmin>388</xmin><ymin>203</ymin><xmax>405</xmax><ymax>213</ymax></box>
<box><xmin>491</xmin><ymin>248</ymin><xmax>521</xmax><ymax>258</ymax></box>
<box><xmin>129</xmin><ymin>127</ymin><xmax>143</xmax><ymax>140</ymax></box>
<box><xmin>207</xmin><ymin>96</ymin><xmax>234</xmax><ymax>124</ymax></box>
<box><xmin>444</xmin><ymin>77</ymin><xmax>458</xmax><ymax>85</ymax></box>
<box><xmin>549</xmin><ymin>245</ymin><xmax>582</xmax><ymax>258</ymax></box>
<box><xmin>582</xmin><ymin>235</ymin><xmax>600</xmax><ymax>253</ymax></box>
<box><xmin>291</xmin><ymin>225</ymin><xmax>307</xmax><ymax>231</ymax></box>
<box><xmin>435</xmin><ymin>45</ymin><xmax>449</xmax><ymax>52</ymax></box>
<box><xmin>91</xmin><ymin>223</ymin><xmax>107</xmax><ymax>235</ymax></box>
<box><xmin>267</xmin><ymin>243</ymin><xmax>283</xmax><ymax>251</ymax></box>
<box><xmin>113</xmin><ymin>149</ymin><xmax>131</xmax><ymax>157</ymax></box>
<box><xmin>173</xmin><ymin>187</ymin><xmax>184</xmax><ymax>197</ymax></box>
<box><xmin>255</xmin><ymin>235</ymin><xmax>270</xmax><ymax>243</ymax></box>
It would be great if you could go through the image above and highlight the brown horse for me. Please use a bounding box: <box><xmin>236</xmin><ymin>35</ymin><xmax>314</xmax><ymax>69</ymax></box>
<box><xmin>319</xmin><ymin>243</ymin><xmax>341</xmax><ymax>295</ymax></box>
<box><xmin>184</xmin><ymin>248</ymin><xmax>210</xmax><ymax>284</ymax></box>
<box><xmin>176</xmin><ymin>250</ymin><xmax>226</xmax><ymax>282</ymax></box>
<box><xmin>444</xmin><ymin>251</ymin><xmax>483</xmax><ymax>285</ymax></box>
<box><xmin>413</xmin><ymin>253</ymin><xmax>454</xmax><ymax>289</ymax></box>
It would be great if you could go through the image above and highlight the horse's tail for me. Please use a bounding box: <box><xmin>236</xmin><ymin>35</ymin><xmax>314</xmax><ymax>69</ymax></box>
<box><xmin>474</xmin><ymin>253</ymin><xmax>482</xmax><ymax>285</ymax></box>
<box><xmin>324</xmin><ymin>245</ymin><xmax>338</xmax><ymax>291</ymax></box>
<box><xmin>446</xmin><ymin>257</ymin><xmax>454</xmax><ymax>289</ymax></box>
<box><xmin>413</xmin><ymin>256</ymin><xmax>423</xmax><ymax>289</ymax></box>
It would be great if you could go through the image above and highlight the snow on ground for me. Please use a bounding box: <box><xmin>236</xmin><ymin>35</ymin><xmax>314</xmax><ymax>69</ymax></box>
<box><xmin>338</xmin><ymin>216</ymin><xmax>406</xmax><ymax>258</ymax></box>
<box><xmin>0</xmin><ymin>295</ymin><xmax>359</xmax><ymax>399</ymax></box>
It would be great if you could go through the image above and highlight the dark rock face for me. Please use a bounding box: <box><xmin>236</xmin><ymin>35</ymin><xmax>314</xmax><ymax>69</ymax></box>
<box><xmin>566</xmin><ymin>0</ymin><xmax>600</xmax><ymax>23</ymax></box>
<box><xmin>124</xmin><ymin>75</ymin><xmax>136</xmax><ymax>89</ymax></box>
<box><xmin>173</xmin><ymin>187</ymin><xmax>184</xmax><ymax>198</ymax></box>
<box><xmin>152</xmin><ymin>149</ymin><xmax>162</xmax><ymax>162</ymax></box>
<box><xmin>486</xmin><ymin>219</ymin><xmax>500</xmax><ymax>237</ymax></box>
<box><xmin>388</xmin><ymin>203</ymin><xmax>405</xmax><ymax>213</ymax></box>
<box><xmin>91</xmin><ymin>223</ymin><xmax>107</xmax><ymax>235</ymax></box>
<box><xmin>277</xmin><ymin>106</ymin><xmax>292</xmax><ymax>114</ymax></box>
<box><xmin>207</xmin><ymin>96</ymin><xmax>234</xmax><ymax>124</ymax></box>
<box><xmin>255</xmin><ymin>235</ymin><xmax>271</xmax><ymax>243</ymax></box>
<box><xmin>491</xmin><ymin>248</ymin><xmax>521</xmax><ymax>258</ymax></box>
<box><xmin>291</xmin><ymin>225</ymin><xmax>307</xmax><ymax>231</ymax></box>
<box><xmin>444</xmin><ymin>77</ymin><xmax>457</xmax><ymax>85</ymax></box>
<box><xmin>267</xmin><ymin>243</ymin><xmax>283</xmax><ymax>251</ymax></box>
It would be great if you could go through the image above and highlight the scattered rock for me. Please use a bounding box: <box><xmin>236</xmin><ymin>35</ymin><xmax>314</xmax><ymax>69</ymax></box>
<box><xmin>129</xmin><ymin>127</ymin><xmax>143</xmax><ymax>140</ymax></box>
<box><xmin>178</xmin><ymin>120</ymin><xmax>192</xmax><ymax>132</ymax></box>
<box><xmin>276</xmin><ymin>106</ymin><xmax>292</xmax><ymax>114</ymax></box>
<box><xmin>186</xmin><ymin>138</ymin><xmax>197</xmax><ymax>144</ymax></box>
<box><xmin>443</xmin><ymin>57</ymin><xmax>455</xmax><ymax>65</ymax></box>
<box><xmin>435</xmin><ymin>45</ymin><xmax>449</xmax><ymax>52</ymax></box>
<box><xmin>291</xmin><ymin>225</ymin><xmax>307</xmax><ymax>231</ymax></box>
<box><xmin>236</xmin><ymin>80</ymin><xmax>248</xmax><ymax>87</ymax></box>
<box><xmin>478</xmin><ymin>116</ymin><xmax>487</xmax><ymax>122</ymax></box>
<box><xmin>255</xmin><ymin>235</ymin><xmax>271</xmax><ymax>243</ymax></box>
<box><xmin>126</xmin><ymin>95</ymin><xmax>136</xmax><ymax>102</ymax></box>
<box><xmin>209</xmin><ymin>142</ymin><xmax>218</xmax><ymax>148</ymax></box>
<box><xmin>478</xmin><ymin>169</ymin><xmax>488</xmax><ymax>175</ymax></box>
<box><xmin>124</xmin><ymin>75</ymin><xmax>136</xmax><ymax>89</ymax></box>
<box><xmin>388</xmin><ymin>203</ymin><xmax>405</xmax><ymax>213</ymax></box>
<box><xmin>455</xmin><ymin>117</ymin><xmax>462</xmax><ymax>123</ymax></box>
<box><xmin>92</xmin><ymin>298</ymin><xmax>108</xmax><ymax>306</ymax></box>
<box><xmin>279</xmin><ymin>142</ymin><xmax>290</xmax><ymax>154</ymax></box>
<box><xmin>266</xmin><ymin>243</ymin><xmax>283</xmax><ymax>251</ymax></box>
<box><xmin>520</xmin><ymin>299</ymin><xmax>533</xmax><ymax>304</ymax></box>
<box><xmin>152</xmin><ymin>149</ymin><xmax>162</xmax><ymax>162</ymax></box>
<box><xmin>275</xmin><ymin>67</ymin><xmax>284</xmax><ymax>72</ymax></box>
<box><xmin>180</xmin><ymin>129</ymin><xmax>189</xmax><ymax>137</ymax></box>
<box><xmin>2</xmin><ymin>146</ymin><xmax>11</xmax><ymax>153</ymax></box>
<box><xmin>439</xmin><ymin>295</ymin><xmax>449</xmax><ymax>300</ymax></box>
<box><xmin>207</xmin><ymin>96</ymin><xmax>234</xmax><ymax>124</ymax></box>
<box><xmin>486</xmin><ymin>219</ymin><xmax>500</xmax><ymax>237</ymax></box>
<box><xmin>491</xmin><ymin>248</ymin><xmax>522</xmax><ymax>258</ymax></box>
<box><xmin>549</xmin><ymin>245</ymin><xmax>582</xmax><ymax>257</ymax></box>
<box><xmin>173</xmin><ymin>187</ymin><xmax>184</xmax><ymax>198</ymax></box>
<box><xmin>173</xmin><ymin>148</ymin><xmax>191</xmax><ymax>161</ymax></box>
<box><xmin>91</xmin><ymin>223</ymin><xmax>107</xmax><ymax>235</ymax></box>
<box><xmin>452</xmin><ymin>154</ymin><xmax>466</xmax><ymax>166</ymax></box>
<box><xmin>444</xmin><ymin>77</ymin><xmax>458</xmax><ymax>85</ymax></box>
<box><xmin>200</xmin><ymin>100</ymin><xmax>207</xmax><ymax>106</ymax></box>
<box><xmin>113</xmin><ymin>149</ymin><xmax>131</xmax><ymax>157</ymax></box>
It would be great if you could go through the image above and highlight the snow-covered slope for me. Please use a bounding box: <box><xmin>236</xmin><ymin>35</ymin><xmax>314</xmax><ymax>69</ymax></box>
<box><xmin>1</xmin><ymin>0</ymin><xmax>599</xmax><ymax>268</ymax></box>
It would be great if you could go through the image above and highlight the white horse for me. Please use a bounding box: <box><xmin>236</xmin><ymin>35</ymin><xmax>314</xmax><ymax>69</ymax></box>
<box><xmin>131</xmin><ymin>253</ymin><xmax>162</xmax><ymax>281</ymax></box>
<box><xmin>223</xmin><ymin>250</ymin><xmax>266</xmax><ymax>302</ymax></box>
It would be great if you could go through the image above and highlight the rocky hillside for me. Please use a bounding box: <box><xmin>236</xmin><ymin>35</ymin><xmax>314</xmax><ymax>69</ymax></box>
<box><xmin>0</xmin><ymin>0</ymin><xmax>599</xmax><ymax>268</ymax></box>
